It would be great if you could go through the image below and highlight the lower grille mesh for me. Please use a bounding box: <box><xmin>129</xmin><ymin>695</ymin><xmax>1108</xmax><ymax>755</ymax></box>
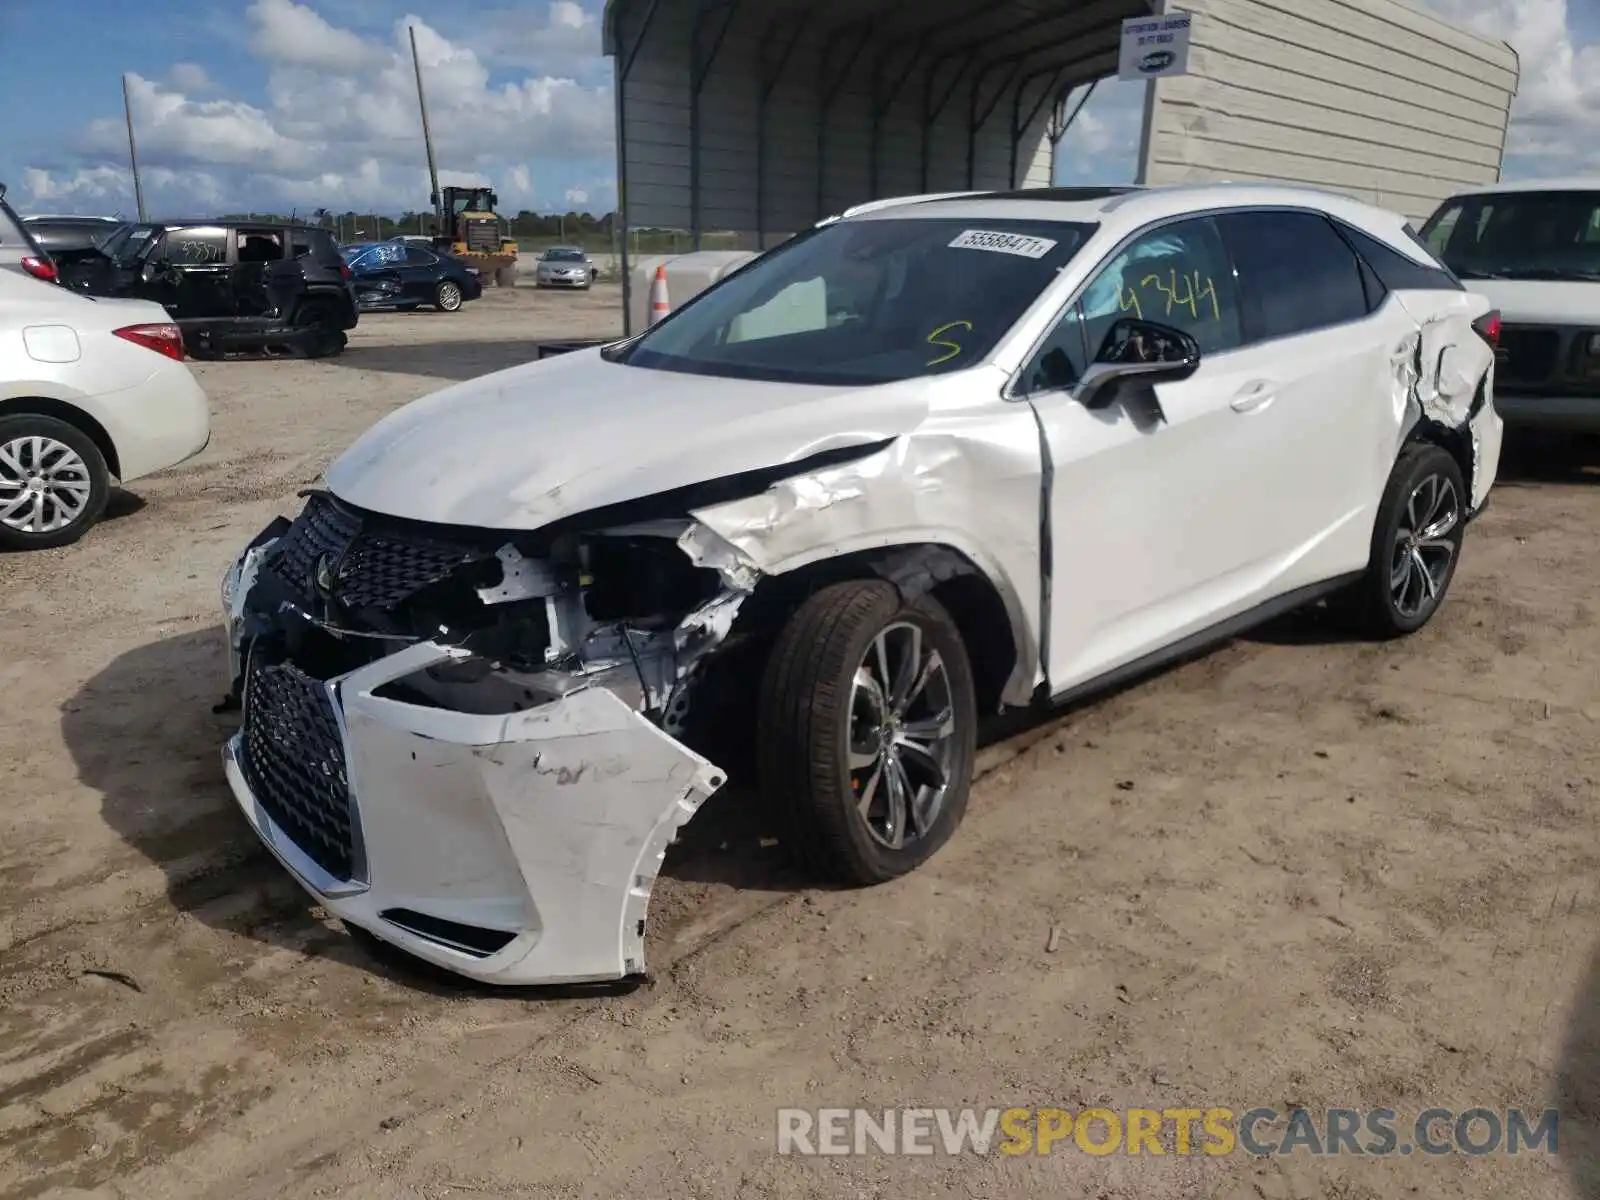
<box><xmin>241</xmin><ymin>659</ymin><xmax>355</xmax><ymax>881</ymax></box>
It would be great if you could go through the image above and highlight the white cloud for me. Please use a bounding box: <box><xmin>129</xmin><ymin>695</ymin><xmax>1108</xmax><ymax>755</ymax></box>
<box><xmin>1414</xmin><ymin>0</ymin><xmax>1600</xmax><ymax>173</ymax></box>
<box><xmin>165</xmin><ymin>63</ymin><xmax>214</xmax><ymax>94</ymax></box>
<box><xmin>23</xmin><ymin>1</ymin><xmax>612</xmax><ymax>216</ymax></box>
<box><xmin>247</xmin><ymin>0</ymin><xmax>387</xmax><ymax>70</ymax></box>
<box><xmin>464</xmin><ymin>1</ymin><xmax>602</xmax><ymax>70</ymax></box>
<box><xmin>565</xmin><ymin>187</ymin><xmax>589</xmax><ymax>206</ymax></box>
<box><xmin>1051</xmin><ymin>80</ymin><xmax>1146</xmax><ymax>185</ymax></box>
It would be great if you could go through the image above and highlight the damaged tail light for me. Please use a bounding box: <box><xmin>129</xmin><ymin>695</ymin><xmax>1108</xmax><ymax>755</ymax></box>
<box><xmin>1472</xmin><ymin>310</ymin><xmax>1501</xmax><ymax>348</ymax></box>
<box><xmin>114</xmin><ymin>322</ymin><xmax>186</xmax><ymax>362</ymax></box>
<box><xmin>21</xmin><ymin>255</ymin><xmax>58</xmax><ymax>283</ymax></box>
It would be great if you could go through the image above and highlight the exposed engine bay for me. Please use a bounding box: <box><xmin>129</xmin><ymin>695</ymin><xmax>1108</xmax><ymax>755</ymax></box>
<box><xmin>223</xmin><ymin>491</ymin><xmax>750</xmax><ymax>735</ymax></box>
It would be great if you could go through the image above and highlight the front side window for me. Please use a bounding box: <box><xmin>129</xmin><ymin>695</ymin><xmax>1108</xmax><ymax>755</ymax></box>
<box><xmin>617</xmin><ymin>217</ymin><xmax>1095</xmax><ymax>386</ymax></box>
<box><xmin>1216</xmin><ymin>210</ymin><xmax>1368</xmax><ymax>343</ymax></box>
<box><xmin>404</xmin><ymin>246</ymin><xmax>438</xmax><ymax>266</ymax></box>
<box><xmin>1077</xmin><ymin>215</ymin><xmax>1244</xmax><ymax>361</ymax></box>
<box><xmin>1419</xmin><ymin>190</ymin><xmax>1600</xmax><ymax>281</ymax></box>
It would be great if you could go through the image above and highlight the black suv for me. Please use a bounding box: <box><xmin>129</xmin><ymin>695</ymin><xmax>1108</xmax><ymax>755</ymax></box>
<box><xmin>59</xmin><ymin>219</ymin><xmax>360</xmax><ymax>358</ymax></box>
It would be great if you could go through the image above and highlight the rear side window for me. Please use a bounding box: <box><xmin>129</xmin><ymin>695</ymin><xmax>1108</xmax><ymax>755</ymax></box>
<box><xmin>236</xmin><ymin>227</ymin><xmax>285</xmax><ymax>263</ymax></box>
<box><xmin>291</xmin><ymin>229</ymin><xmax>345</xmax><ymax>267</ymax></box>
<box><xmin>1216</xmin><ymin>210</ymin><xmax>1369</xmax><ymax>343</ymax></box>
<box><xmin>1337</xmin><ymin>223</ymin><xmax>1462</xmax><ymax>293</ymax></box>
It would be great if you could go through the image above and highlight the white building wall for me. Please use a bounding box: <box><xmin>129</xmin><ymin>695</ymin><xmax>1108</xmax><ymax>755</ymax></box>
<box><xmin>1137</xmin><ymin>0</ymin><xmax>1519</xmax><ymax>221</ymax></box>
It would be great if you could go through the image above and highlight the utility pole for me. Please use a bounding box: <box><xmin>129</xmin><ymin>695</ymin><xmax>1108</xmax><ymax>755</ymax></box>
<box><xmin>122</xmin><ymin>74</ymin><xmax>147</xmax><ymax>221</ymax></box>
<box><xmin>408</xmin><ymin>25</ymin><xmax>442</xmax><ymax>235</ymax></box>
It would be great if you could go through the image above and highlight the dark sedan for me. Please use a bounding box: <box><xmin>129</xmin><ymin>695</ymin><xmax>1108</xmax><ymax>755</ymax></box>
<box><xmin>341</xmin><ymin>241</ymin><xmax>483</xmax><ymax>312</ymax></box>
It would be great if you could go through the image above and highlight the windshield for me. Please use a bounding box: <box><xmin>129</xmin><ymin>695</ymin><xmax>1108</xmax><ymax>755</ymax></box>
<box><xmin>545</xmin><ymin>248</ymin><xmax>585</xmax><ymax>262</ymax></box>
<box><xmin>98</xmin><ymin>223</ymin><xmax>157</xmax><ymax>265</ymax></box>
<box><xmin>1421</xmin><ymin>190</ymin><xmax>1600</xmax><ymax>281</ymax></box>
<box><xmin>617</xmin><ymin>217</ymin><xmax>1095</xmax><ymax>385</ymax></box>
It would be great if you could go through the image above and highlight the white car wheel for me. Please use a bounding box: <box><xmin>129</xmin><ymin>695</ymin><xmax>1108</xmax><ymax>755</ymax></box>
<box><xmin>0</xmin><ymin>414</ymin><xmax>111</xmax><ymax>550</ymax></box>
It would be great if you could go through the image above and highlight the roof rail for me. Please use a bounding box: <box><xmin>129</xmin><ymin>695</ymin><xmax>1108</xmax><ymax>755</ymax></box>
<box><xmin>815</xmin><ymin>191</ymin><xmax>992</xmax><ymax>226</ymax></box>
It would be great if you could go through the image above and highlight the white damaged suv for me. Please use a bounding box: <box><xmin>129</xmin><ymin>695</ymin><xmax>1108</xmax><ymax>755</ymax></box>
<box><xmin>220</xmin><ymin>183</ymin><xmax>1503</xmax><ymax>986</ymax></box>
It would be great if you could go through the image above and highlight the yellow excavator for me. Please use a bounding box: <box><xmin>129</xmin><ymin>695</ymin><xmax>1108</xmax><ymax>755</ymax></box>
<box><xmin>408</xmin><ymin>28</ymin><xmax>519</xmax><ymax>286</ymax></box>
<box><xmin>430</xmin><ymin>185</ymin><xmax>519</xmax><ymax>287</ymax></box>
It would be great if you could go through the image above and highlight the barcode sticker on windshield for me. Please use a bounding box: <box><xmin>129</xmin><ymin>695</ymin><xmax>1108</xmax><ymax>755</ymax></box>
<box><xmin>948</xmin><ymin>229</ymin><xmax>1058</xmax><ymax>259</ymax></box>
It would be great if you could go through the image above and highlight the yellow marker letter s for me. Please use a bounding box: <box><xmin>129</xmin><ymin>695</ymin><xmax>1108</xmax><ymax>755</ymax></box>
<box><xmin>999</xmin><ymin>1107</ymin><xmax>1034</xmax><ymax>1155</ymax></box>
<box><xmin>926</xmin><ymin>320</ymin><xmax>974</xmax><ymax>366</ymax></box>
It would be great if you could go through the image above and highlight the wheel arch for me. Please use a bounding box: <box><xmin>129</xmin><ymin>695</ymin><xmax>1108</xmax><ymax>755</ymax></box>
<box><xmin>0</xmin><ymin>395</ymin><xmax>121</xmax><ymax>478</ymax></box>
<box><xmin>731</xmin><ymin>540</ymin><xmax>1034</xmax><ymax>717</ymax></box>
<box><xmin>1404</xmin><ymin>413</ymin><xmax>1475</xmax><ymax>501</ymax></box>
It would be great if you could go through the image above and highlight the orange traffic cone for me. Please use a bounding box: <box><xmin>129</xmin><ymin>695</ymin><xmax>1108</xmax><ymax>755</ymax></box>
<box><xmin>648</xmin><ymin>264</ymin><xmax>670</xmax><ymax>325</ymax></box>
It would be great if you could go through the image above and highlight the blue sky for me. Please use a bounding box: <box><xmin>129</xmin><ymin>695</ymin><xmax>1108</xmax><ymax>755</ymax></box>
<box><xmin>1</xmin><ymin>0</ymin><xmax>1595</xmax><ymax>219</ymax></box>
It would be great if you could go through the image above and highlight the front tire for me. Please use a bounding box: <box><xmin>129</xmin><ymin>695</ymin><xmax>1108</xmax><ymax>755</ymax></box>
<box><xmin>757</xmin><ymin>580</ymin><xmax>977</xmax><ymax>885</ymax></box>
<box><xmin>435</xmin><ymin>280</ymin><xmax>464</xmax><ymax>312</ymax></box>
<box><xmin>0</xmin><ymin>414</ymin><xmax>111</xmax><ymax>550</ymax></box>
<box><xmin>1330</xmin><ymin>441</ymin><xmax>1467</xmax><ymax>638</ymax></box>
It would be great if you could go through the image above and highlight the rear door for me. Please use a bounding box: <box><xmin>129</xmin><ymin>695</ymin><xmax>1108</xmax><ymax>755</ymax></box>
<box><xmin>400</xmin><ymin>245</ymin><xmax>442</xmax><ymax>301</ymax></box>
<box><xmin>1209</xmin><ymin>208</ymin><xmax>1408</xmax><ymax>590</ymax></box>
<box><xmin>231</xmin><ymin>226</ymin><xmax>288</xmax><ymax>316</ymax></box>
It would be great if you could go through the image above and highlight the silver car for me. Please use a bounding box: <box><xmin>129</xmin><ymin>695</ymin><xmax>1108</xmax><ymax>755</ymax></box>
<box><xmin>534</xmin><ymin>246</ymin><xmax>596</xmax><ymax>289</ymax></box>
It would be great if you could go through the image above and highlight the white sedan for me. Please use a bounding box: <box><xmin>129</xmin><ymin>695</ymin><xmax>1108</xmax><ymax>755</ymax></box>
<box><xmin>0</xmin><ymin>270</ymin><xmax>211</xmax><ymax>549</ymax></box>
<box><xmin>220</xmin><ymin>182</ymin><xmax>1503</xmax><ymax>987</ymax></box>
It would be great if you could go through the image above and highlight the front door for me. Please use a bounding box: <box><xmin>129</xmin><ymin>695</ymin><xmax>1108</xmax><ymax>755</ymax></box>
<box><xmin>1023</xmin><ymin>214</ymin><xmax>1275</xmax><ymax>692</ymax></box>
<box><xmin>156</xmin><ymin>225</ymin><xmax>233</xmax><ymax>319</ymax></box>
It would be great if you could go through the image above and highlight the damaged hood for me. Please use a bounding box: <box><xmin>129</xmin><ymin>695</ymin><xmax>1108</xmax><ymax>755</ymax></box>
<box><xmin>1467</xmin><ymin>279</ymin><xmax>1600</xmax><ymax>326</ymax></box>
<box><xmin>324</xmin><ymin>349</ymin><xmax>933</xmax><ymax>529</ymax></box>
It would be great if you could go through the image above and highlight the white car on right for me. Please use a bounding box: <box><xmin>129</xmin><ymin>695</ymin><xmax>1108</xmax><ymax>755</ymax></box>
<box><xmin>1418</xmin><ymin>178</ymin><xmax>1600</xmax><ymax>434</ymax></box>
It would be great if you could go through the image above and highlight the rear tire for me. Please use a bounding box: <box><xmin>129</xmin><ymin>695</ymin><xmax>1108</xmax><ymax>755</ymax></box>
<box><xmin>757</xmin><ymin>580</ymin><xmax>977</xmax><ymax>886</ymax></box>
<box><xmin>293</xmin><ymin>299</ymin><xmax>345</xmax><ymax>358</ymax></box>
<box><xmin>1328</xmin><ymin>441</ymin><xmax>1467</xmax><ymax>638</ymax></box>
<box><xmin>0</xmin><ymin>414</ymin><xmax>111</xmax><ymax>551</ymax></box>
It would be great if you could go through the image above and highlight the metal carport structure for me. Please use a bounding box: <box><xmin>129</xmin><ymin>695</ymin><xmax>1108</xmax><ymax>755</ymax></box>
<box><xmin>602</xmin><ymin>0</ymin><xmax>1139</xmax><ymax>327</ymax></box>
<box><xmin>601</xmin><ymin>0</ymin><xmax>1520</xmax><ymax>334</ymax></box>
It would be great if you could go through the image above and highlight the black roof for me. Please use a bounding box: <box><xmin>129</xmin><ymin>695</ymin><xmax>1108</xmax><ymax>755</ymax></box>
<box><xmin>146</xmin><ymin>217</ymin><xmax>331</xmax><ymax>231</ymax></box>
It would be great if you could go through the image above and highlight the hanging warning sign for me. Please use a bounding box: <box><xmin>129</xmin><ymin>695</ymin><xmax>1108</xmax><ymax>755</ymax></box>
<box><xmin>1118</xmin><ymin>12</ymin><xmax>1194</xmax><ymax>81</ymax></box>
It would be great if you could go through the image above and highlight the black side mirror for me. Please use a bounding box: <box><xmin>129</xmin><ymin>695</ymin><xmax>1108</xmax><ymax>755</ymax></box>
<box><xmin>1077</xmin><ymin>318</ymin><xmax>1201</xmax><ymax>412</ymax></box>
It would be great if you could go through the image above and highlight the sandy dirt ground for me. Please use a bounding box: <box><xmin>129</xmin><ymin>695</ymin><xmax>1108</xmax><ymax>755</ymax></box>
<box><xmin>1</xmin><ymin>283</ymin><xmax>1598</xmax><ymax>1200</ymax></box>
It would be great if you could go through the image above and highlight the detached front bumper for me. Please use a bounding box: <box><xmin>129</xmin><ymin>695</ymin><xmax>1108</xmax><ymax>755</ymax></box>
<box><xmin>219</xmin><ymin>551</ymin><xmax>726</xmax><ymax>986</ymax></box>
